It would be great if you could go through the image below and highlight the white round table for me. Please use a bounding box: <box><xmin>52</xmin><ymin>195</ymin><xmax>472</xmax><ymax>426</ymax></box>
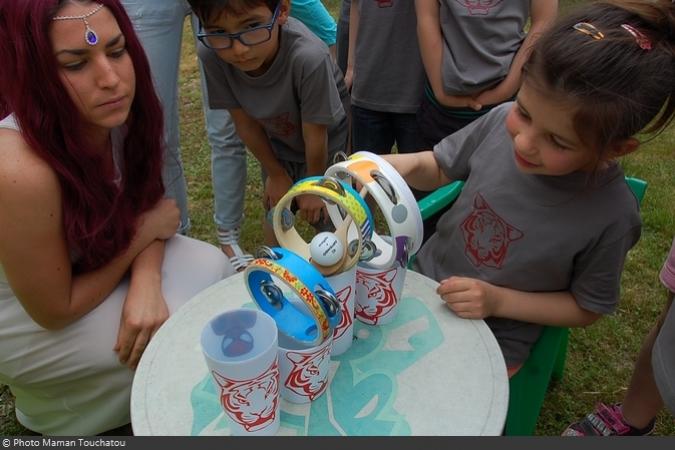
<box><xmin>131</xmin><ymin>270</ymin><xmax>508</xmax><ymax>436</ymax></box>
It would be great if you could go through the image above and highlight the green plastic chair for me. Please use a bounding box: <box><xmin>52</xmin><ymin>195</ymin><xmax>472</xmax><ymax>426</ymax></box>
<box><xmin>413</xmin><ymin>176</ymin><xmax>647</xmax><ymax>435</ymax></box>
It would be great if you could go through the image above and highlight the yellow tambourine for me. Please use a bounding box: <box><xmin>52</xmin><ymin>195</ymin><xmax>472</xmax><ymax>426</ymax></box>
<box><xmin>325</xmin><ymin>151</ymin><xmax>423</xmax><ymax>269</ymax></box>
<box><xmin>272</xmin><ymin>176</ymin><xmax>374</xmax><ymax>276</ymax></box>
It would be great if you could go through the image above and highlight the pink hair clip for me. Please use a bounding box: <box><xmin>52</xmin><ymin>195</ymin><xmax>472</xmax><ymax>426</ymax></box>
<box><xmin>621</xmin><ymin>24</ymin><xmax>652</xmax><ymax>50</ymax></box>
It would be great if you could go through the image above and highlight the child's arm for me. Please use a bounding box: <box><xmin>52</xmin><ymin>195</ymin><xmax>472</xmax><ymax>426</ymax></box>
<box><xmin>474</xmin><ymin>0</ymin><xmax>558</xmax><ymax>107</ymax></box>
<box><xmin>229</xmin><ymin>108</ymin><xmax>293</xmax><ymax>209</ymax></box>
<box><xmin>437</xmin><ymin>277</ymin><xmax>601</xmax><ymax>327</ymax></box>
<box><xmin>344</xmin><ymin>0</ymin><xmax>360</xmax><ymax>90</ymax></box>
<box><xmin>414</xmin><ymin>0</ymin><xmax>481</xmax><ymax>110</ymax></box>
<box><xmin>383</xmin><ymin>151</ymin><xmax>453</xmax><ymax>192</ymax></box>
<box><xmin>297</xmin><ymin>121</ymin><xmax>329</xmax><ymax>224</ymax></box>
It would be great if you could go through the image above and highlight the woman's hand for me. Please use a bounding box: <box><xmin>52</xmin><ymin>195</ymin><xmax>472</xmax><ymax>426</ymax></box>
<box><xmin>114</xmin><ymin>280</ymin><xmax>169</xmax><ymax>369</ymax></box>
<box><xmin>139</xmin><ymin>198</ymin><xmax>180</xmax><ymax>241</ymax></box>
<box><xmin>437</xmin><ymin>276</ymin><xmax>499</xmax><ymax>320</ymax></box>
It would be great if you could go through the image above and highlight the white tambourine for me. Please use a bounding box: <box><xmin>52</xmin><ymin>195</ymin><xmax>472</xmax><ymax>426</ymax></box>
<box><xmin>325</xmin><ymin>151</ymin><xmax>423</xmax><ymax>269</ymax></box>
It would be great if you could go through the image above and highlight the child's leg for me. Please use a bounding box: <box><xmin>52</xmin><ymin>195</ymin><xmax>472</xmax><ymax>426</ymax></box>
<box><xmin>621</xmin><ymin>296</ymin><xmax>671</xmax><ymax>428</ymax></box>
<box><xmin>351</xmin><ymin>106</ymin><xmax>395</xmax><ymax>155</ymax></box>
<box><xmin>652</xmin><ymin>239</ymin><xmax>675</xmax><ymax>416</ymax></box>
<box><xmin>563</xmin><ymin>239</ymin><xmax>675</xmax><ymax>436</ymax></box>
<box><xmin>652</xmin><ymin>292</ymin><xmax>675</xmax><ymax>416</ymax></box>
<box><xmin>263</xmin><ymin>218</ymin><xmax>279</xmax><ymax>247</ymax></box>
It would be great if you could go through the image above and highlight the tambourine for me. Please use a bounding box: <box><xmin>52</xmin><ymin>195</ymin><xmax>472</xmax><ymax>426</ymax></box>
<box><xmin>244</xmin><ymin>247</ymin><xmax>340</xmax><ymax>347</ymax></box>
<box><xmin>272</xmin><ymin>176</ymin><xmax>374</xmax><ymax>276</ymax></box>
<box><xmin>325</xmin><ymin>151</ymin><xmax>423</xmax><ymax>268</ymax></box>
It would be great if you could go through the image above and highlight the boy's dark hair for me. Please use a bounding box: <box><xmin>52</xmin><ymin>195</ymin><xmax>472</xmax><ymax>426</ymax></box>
<box><xmin>523</xmin><ymin>0</ymin><xmax>675</xmax><ymax>154</ymax></box>
<box><xmin>188</xmin><ymin>0</ymin><xmax>279</xmax><ymax>25</ymax></box>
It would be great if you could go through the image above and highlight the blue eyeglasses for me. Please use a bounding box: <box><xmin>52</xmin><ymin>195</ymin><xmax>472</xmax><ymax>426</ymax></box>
<box><xmin>197</xmin><ymin>2</ymin><xmax>281</xmax><ymax>50</ymax></box>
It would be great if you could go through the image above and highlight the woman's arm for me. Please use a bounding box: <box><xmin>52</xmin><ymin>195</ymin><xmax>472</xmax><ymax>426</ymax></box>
<box><xmin>474</xmin><ymin>0</ymin><xmax>558</xmax><ymax>107</ymax></box>
<box><xmin>115</xmin><ymin>240</ymin><xmax>169</xmax><ymax>369</ymax></box>
<box><xmin>437</xmin><ymin>277</ymin><xmax>601</xmax><ymax>327</ymax></box>
<box><xmin>0</xmin><ymin>133</ymin><xmax>177</xmax><ymax>330</ymax></box>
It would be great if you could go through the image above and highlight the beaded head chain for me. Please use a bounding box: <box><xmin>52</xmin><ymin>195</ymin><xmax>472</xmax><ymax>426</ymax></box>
<box><xmin>52</xmin><ymin>2</ymin><xmax>105</xmax><ymax>46</ymax></box>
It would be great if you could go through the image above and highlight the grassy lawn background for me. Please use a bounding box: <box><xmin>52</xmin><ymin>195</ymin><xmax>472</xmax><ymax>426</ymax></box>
<box><xmin>1</xmin><ymin>0</ymin><xmax>673</xmax><ymax>436</ymax></box>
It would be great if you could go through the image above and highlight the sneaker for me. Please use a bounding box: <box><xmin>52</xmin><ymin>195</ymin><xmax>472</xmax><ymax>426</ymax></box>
<box><xmin>217</xmin><ymin>227</ymin><xmax>254</xmax><ymax>272</ymax></box>
<box><xmin>562</xmin><ymin>403</ymin><xmax>655</xmax><ymax>436</ymax></box>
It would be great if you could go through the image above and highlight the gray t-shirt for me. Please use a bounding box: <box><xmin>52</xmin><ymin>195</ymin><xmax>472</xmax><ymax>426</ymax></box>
<box><xmin>440</xmin><ymin>0</ymin><xmax>529</xmax><ymax>96</ymax></box>
<box><xmin>414</xmin><ymin>103</ymin><xmax>642</xmax><ymax>366</ymax></box>
<box><xmin>200</xmin><ymin>17</ymin><xmax>349</xmax><ymax>163</ymax></box>
<box><xmin>350</xmin><ymin>0</ymin><xmax>424</xmax><ymax>114</ymax></box>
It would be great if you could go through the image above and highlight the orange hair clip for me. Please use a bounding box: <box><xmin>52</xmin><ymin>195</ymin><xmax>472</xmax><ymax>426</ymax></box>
<box><xmin>573</xmin><ymin>22</ymin><xmax>605</xmax><ymax>40</ymax></box>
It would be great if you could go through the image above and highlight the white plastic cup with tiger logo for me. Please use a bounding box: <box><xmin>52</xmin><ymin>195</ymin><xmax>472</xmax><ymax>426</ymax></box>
<box><xmin>355</xmin><ymin>262</ymin><xmax>407</xmax><ymax>325</ymax></box>
<box><xmin>277</xmin><ymin>331</ymin><xmax>333</xmax><ymax>404</ymax></box>
<box><xmin>325</xmin><ymin>264</ymin><xmax>357</xmax><ymax>356</ymax></box>
<box><xmin>200</xmin><ymin>308</ymin><xmax>280</xmax><ymax>436</ymax></box>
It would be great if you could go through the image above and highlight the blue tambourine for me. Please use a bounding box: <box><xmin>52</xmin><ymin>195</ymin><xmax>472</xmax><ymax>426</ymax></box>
<box><xmin>244</xmin><ymin>247</ymin><xmax>340</xmax><ymax>347</ymax></box>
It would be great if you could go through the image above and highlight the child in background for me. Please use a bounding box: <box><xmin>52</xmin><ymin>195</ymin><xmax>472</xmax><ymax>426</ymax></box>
<box><xmin>207</xmin><ymin>0</ymin><xmax>339</xmax><ymax>269</ymax></box>
<box><xmin>345</xmin><ymin>0</ymin><xmax>426</xmax><ymax>155</ymax></box>
<box><xmin>415</xmin><ymin>0</ymin><xmax>558</xmax><ymax>147</ymax></box>
<box><xmin>563</xmin><ymin>238</ymin><xmax>675</xmax><ymax>436</ymax></box>
<box><xmin>123</xmin><ymin>0</ymin><xmax>339</xmax><ymax>270</ymax></box>
<box><xmin>384</xmin><ymin>0</ymin><xmax>675</xmax><ymax>375</ymax></box>
<box><xmin>189</xmin><ymin>0</ymin><xmax>349</xmax><ymax>246</ymax></box>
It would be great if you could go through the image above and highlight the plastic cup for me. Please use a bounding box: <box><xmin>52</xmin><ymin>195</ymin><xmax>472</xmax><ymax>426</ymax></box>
<box><xmin>325</xmin><ymin>265</ymin><xmax>357</xmax><ymax>355</ymax></box>
<box><xmin>200</xmin><ymin>308</ymin><xmax>280</xmax><ymax>436</ymax></box>
<box><xmin>277</xmin><ymin>333</ymin><xmax>333</xmax><ymax>404</ymax></box>
<box><xmin>355</xmin><ymin>263</ymin><xmax>407</xmax><ymax>325</ymax></box>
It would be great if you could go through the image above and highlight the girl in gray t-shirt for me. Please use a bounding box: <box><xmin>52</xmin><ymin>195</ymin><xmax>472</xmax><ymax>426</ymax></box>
<box><xmin>384</xmin><ymin>1</ymin><xmax>675</xmax><ymax>372</ymax></box>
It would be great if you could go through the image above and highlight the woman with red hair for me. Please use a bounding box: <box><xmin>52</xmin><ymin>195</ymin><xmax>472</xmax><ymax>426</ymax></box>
<box><xmin>0</xmin><ymin>0</ymin><xmax>233</xmax><ymax>435</ymax></box>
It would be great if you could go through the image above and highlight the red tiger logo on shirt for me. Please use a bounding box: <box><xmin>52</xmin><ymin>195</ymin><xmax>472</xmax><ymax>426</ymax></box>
<box><xmin>460</xmin><ymin>193</ymin><xmax>523</xmax><ymax>269</ymax></box>
<box><xmin>454</xmin><ymin>0</ymin><xmax>504</xmax><ymax>15</ymax></box>
<box><xmin>355</xmin><ymin>267</ymin><xmax>398</xmax><ymax>325</ymax></box>
<box><xmin>283</xmin><ymin>344</ymin><xmax>332</xmax><ymax>400</ymax></box>
<box><xmin>211</xmin><ymin>360</ymin><xmax>279</xmax><ymax>432</ymax></box>
<box><xmin>260</xmin><ymin>112</ymin><xmax>296</xmax><ymax>137</ymax></box>
<box><xmin>373</xmin><ymin>0</ymin><xmax>393</xmax><ymax>7</ymax></box>
<box><xmin>332</xmin><ymin>285</ymin><xmax>353</xmax><ymax>340</ymax></box>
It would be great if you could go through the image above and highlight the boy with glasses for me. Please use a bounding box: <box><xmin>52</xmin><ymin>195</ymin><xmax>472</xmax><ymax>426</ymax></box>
<box><xmin>190</xmin><ymin>0</ymin><xmax>349</xmax><ymax>245</ymax></box>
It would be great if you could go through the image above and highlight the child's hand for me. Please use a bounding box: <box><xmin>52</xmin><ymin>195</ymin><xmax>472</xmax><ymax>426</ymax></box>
<box><xmin>264</xmin><ymin>173</ymin><xmax>293</xmax><ymax>209</ymax></box>
<box><xmin>435</xmin><ymin>93</ymin><xmax>482</xmax><ymax>111</ymax></box>
<box><xmin>296</xmin><ymin>193</ymin><xmax>327</xmax><ymax>225</ymax></box>
<box><xmin>436</xmin><ymin>276</ymin><xmax>499</xmax><ymax>319</ymax></box>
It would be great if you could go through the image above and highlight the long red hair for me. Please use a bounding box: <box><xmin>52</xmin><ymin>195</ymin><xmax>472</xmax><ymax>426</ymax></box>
<box><xmin>0</xmin><ymin>0</ymin><xmax>164</xmax><ymax>272</ymax></box>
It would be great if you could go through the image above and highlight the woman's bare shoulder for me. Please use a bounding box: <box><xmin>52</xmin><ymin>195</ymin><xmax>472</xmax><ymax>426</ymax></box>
<box><xmin>0</xmin><ymin>128</ymin><xmax>61</xmax><ymax>198</ymax></box>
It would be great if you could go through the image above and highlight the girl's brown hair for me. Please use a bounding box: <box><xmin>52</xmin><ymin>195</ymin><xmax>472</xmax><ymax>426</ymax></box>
<box><xmin>523</xmin><ymin>0</ymin><xmax>675</xmax><ymax>155</ymax></box>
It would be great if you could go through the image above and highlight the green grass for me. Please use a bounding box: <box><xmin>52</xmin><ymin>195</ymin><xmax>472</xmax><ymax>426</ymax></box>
<box><xmin>2</xmin><ymin>0</ymin><xmax>674</xmax><ymax>436</ymax></box>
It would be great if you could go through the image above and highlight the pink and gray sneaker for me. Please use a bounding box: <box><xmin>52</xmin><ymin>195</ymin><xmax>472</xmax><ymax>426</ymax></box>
<box><xmin>562</xmin><ymin>403</ymin><xmax>655</xmax><ymax>436</ymax></box>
